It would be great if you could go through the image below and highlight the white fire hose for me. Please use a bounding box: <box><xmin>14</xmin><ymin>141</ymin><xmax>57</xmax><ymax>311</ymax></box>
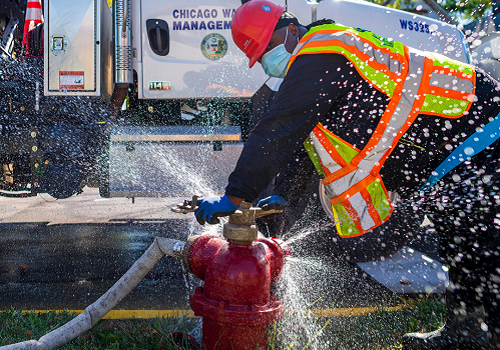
<box><xmin>0</xmin><ymin>237</ymin><xmax>185</xmax><ymax>350</ymax></box>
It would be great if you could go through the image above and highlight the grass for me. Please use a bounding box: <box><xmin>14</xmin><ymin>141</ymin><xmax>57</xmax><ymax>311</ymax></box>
<box><xmin>0</xmin><ymin>310</ymin><xmax>201</xmax><ymax>349</ymax></box>
<box><xmin>313</xmin><ymin>296</ymin><xmax>446</xmax><ymax>350</ymax></box>
<box><xmin>0</xmin><ymin>296</ymin><xmax>446</xmax><ymax>349</ymax></box>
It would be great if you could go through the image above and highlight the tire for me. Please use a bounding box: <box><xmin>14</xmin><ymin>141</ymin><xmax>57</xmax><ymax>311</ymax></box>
<box><xmin>39</xmin><ymin>122</ymin><xmax>104</xmax><ymax>199</ymax></box>
<box><xmin>39</xmin><ymin>123</ymin><xmax>92</xmax><ymax>199</ymax></box>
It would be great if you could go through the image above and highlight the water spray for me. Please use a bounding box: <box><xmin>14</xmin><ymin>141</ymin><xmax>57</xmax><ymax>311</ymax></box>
<box><xmin>1</xmin><ymin>200</ymin><xmax>291</xmax><ymax>350</ymax></box>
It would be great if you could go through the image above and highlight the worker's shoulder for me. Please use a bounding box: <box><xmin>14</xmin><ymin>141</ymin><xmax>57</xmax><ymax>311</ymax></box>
<box><xmin>292</xmin><ymin>52</ymin><xmax>349</xmax><ymax>66</ymax></box>
<box><xmin>289</xmin><ymin>53</ymin><xmax>352</xmax><ymax>75</ymax></box>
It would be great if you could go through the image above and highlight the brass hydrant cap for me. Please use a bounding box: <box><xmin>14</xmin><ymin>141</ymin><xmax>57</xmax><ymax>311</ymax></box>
<box><xmin>223</xmin><ymin>201</ymin><xmax>258</xmax><ymax>244</ymax></box>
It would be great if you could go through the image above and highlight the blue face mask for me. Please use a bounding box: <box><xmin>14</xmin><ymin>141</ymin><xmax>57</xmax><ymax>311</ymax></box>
<box><xmin>261</xmin><ymin>28</ymin><xmax>295</xmax><ymax>78</ymax></box>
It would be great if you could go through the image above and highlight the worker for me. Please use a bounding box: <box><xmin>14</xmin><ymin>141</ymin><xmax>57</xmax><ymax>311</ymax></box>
<box><xmin>193</xmin><ymin>1</ymin><xmax>500</xmax><ymax>348</ymax></box>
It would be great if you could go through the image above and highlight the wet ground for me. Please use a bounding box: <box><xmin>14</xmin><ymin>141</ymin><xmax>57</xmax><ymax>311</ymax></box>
<box><xmin>0</xmin><ymin>187</ymin><xmax>401</xmax><ymax>312</ymax></box>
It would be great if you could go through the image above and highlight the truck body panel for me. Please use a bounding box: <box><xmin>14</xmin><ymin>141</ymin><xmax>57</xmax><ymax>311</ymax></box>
<box><xmin>138</xmin><ymin>0</ymin><xmax>266</xmax><ymax>99</ymax></box>
<box><xmin>313</xmin><ymin>0</ymin><xmax>468</xmax><ymax>63</ymax></box>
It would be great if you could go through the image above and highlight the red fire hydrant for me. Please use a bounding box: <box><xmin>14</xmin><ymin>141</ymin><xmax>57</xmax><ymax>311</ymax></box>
<box><xmin>178</xmin><ymin>202</ymin><xmax>291</xmax><ymax>350</ymax></box>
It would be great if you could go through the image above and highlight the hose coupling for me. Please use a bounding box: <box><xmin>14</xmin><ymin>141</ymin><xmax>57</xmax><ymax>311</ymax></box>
<box><xmin>172</xmin><ymin>241</ymin><xmax>184</xmax><ymax>258</ymax></box>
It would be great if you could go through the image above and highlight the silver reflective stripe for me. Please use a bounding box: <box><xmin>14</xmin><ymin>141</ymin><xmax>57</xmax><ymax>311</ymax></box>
<box><xmin>309</xmin><ymin>132</ymin><xmax>343</xmax><ymax>174</ymax></box>
<box><xmin>430</xmin><ymin>73</ymin><xmax>474</xmax><ymax>92</ymax></box>
<box><xmin>348</xmin><ymin>192</ymin><xmax>376</xmax><ymax>230</ymax></box>
<box><xmin>323</xmin><ymin>167</ymin><xmax>369</xmax><ymax>198</ymax></box>
<box><xmin>389</xmin><ymin>55</ymin><xmax>403</xmax><ymax>74</ymax></box>
<box><xmin>357</xmin><ymin>49</ymin><xmax>425</xmax><ymax>170</ymax></box>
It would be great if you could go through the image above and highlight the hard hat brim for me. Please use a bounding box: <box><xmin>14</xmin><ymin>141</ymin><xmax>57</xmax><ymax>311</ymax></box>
<box><xmin>247</xmin><ymin>5</ymin><xmax>285</xmax><ymax>68</ymax></box>
<box><xmin>248</xmin><ymin>26</ymin><xmax>274</xmax><ymax>68</ymax></box>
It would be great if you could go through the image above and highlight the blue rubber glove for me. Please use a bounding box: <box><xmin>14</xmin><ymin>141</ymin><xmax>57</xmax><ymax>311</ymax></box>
<box><xmin>194</xmin><ymin>194</ymin><xmax>239</xmax><ymax>225</ymax></box>
<box><xmin>257</xmin><ymin>195</ymin><xmax>288</xmax><ymax>211</ymax></box>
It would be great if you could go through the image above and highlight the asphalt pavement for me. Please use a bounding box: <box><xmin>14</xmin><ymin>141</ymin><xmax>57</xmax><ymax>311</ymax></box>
<box><xmin>0</xmin><ymin>187</ymin><xmax>401</xmax><ymax>313</ymax></box>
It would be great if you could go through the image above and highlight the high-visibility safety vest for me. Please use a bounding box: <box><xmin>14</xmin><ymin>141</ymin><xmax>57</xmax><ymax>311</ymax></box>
<box><xmin>288</xmin><ymin>24</ymin><xmax>476</xmax><ymax>238</ymax></box>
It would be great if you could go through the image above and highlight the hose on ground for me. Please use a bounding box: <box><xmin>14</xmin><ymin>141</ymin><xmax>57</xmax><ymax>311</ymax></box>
<box><xmin>0</xmin><ymin>237</ymin><xmax>184</xmax><ymax>350</ymax></box>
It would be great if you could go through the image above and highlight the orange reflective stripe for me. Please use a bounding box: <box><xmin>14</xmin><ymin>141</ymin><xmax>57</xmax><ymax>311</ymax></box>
<box><xmin>320</xmin><ymin>163</ymin><xmax>333</xmax><ymax>177</ymax></box>
<box><xmin>322</xmin><ymin>163</ymin><xmax>357</xmax><ymax>185</ymax></box>
<box><xmin>330</xmin><ymin>174</ymin><xmax>377</xmax><ymax>205</ymax></box>
<box><xmin>352</xmin><ymin>96</ymin><xmax>401</xmax><ymax>169</ymax></box>
<box><xmin>431</xmin><ymin>66</ymin><xmax>474</xmax><ymax>79</ymax></box>
<box><xmin>337</xmin><ymin>229</ymin><xmax>366</xmax><ymax>238</ymax></box>
<box><xmin>468</xmin><ymin>69</ymin><xmax>477</xmax><ymax>110</ymax></box>
<box><xmin>313</xmin><ymin>126</ymin><xmax>349</xmax><ymax>168</ymax></box>
<box><xmin>360</xmin><ymin>187</ymin><xmax>383</xmax><ymax>227</ymax></box>
<box><xmin>338</xmin><ymin>199</ymin><xmax>364</xmax><ymax>233</ymax></box>
<box><xmin>420</xmin><ymin>55</ymin><xmax>435</xmax><ymax>91</ymax></box>
<box><xmin>299</xmin><ymin>28</ymin><xmax>337</xmax><ymax>41</ymax></box>
<box><xmin>296</xmin><ymin>40</ymin><xmax>401</xmax><ymax>80</ymax></box>
<box><xmin>299</xmin><ymin>29</ymin><xmax>407</xmax><ymax>62</ymax></box>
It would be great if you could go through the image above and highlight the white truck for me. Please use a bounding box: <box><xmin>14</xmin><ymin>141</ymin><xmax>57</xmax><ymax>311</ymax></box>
<box><xmin>0</xmin><ymin>0</ymin><xmax>470</xmax><ymax>200</ymax></box>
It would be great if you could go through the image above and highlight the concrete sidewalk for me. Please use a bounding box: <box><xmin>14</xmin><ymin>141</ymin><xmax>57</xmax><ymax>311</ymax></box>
<box><xmin>0</xmin><ymin>187</ymin><xmax>187</xmax><ymax>225</ymax></box>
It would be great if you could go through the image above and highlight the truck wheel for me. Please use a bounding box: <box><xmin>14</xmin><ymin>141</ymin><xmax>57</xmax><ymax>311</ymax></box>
<box><xmin>39</xmin><ymin>123</ymin><xmax>101</xmax><ymax>199</ymax></box>
<box><xmin>39</xmin><ymin>161</ymin><xmax>86</xmax><ymax>199</ymax></box>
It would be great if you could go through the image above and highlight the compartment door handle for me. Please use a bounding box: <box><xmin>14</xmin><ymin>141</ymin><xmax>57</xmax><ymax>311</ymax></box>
<box><xmin>146</xmin><ymin>19</ymin><xmax>169</xmax><ymax>56</ymax></box>
<box><xmin>156</xmin><ymin>26</ymin><xmax>163</xmax><ymax>53</ymax></box>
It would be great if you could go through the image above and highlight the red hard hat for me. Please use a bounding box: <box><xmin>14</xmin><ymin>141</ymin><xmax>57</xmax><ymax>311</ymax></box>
<box><xmin>231</xmin><ymin>0</ymin><xmax>285</xmax><ymax>68</ymax></box>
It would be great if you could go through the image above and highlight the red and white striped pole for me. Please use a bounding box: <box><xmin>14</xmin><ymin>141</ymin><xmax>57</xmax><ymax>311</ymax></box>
<box><xmin>22</xmin><ymin>0</ymin><xmax>44</xmax><ymax>48</ymax></box>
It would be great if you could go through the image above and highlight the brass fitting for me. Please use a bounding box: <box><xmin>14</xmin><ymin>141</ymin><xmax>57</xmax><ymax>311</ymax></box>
<box><xmin>223</xmin><ymin>202</ymin><xmax>259</xmax><ymax>245</ymax></box>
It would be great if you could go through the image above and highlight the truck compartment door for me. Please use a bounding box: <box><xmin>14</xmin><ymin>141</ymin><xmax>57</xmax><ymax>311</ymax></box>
<box><xmin>44</xmin><ymin>0</ymin><xmax>112</xmax><ymax>96</ymax></box>
<box><xmin>107</xmin><ymin>126</ymin><xmax>243</xmax><ymax>197</ymax></box>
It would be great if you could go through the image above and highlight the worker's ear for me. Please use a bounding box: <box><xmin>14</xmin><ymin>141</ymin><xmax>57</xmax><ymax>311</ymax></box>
<box><xmin>289</xmin><ymin>23</ymin><xmax>299</xmax><ymax>38</ymax></box>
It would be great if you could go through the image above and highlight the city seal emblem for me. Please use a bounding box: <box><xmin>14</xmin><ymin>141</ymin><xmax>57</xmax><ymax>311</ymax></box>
<box><xmin>201</xmin><ymin>33</ymin><xmax>228</xmax><ymax>61</ymax></box>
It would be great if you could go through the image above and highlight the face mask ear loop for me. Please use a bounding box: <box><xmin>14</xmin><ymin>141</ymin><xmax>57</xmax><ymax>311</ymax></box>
<box><xmin>284</xmin><ymin>26</ymin><xmax>299</xmax><ymax>52</ymax></box>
